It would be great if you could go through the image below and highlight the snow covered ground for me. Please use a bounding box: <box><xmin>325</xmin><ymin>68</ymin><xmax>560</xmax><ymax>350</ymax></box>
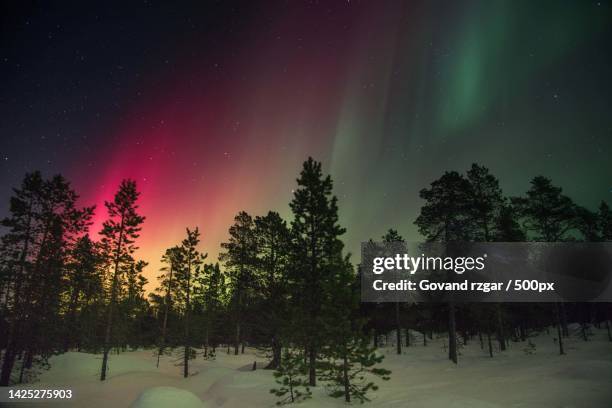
<box><xmin>7</xmin><ymin>325</ymin><xmax>612</xmax><ymax>408</ymax></box>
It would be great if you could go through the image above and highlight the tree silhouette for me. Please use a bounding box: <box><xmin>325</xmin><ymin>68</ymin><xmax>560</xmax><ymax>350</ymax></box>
<box><xmin>220</xmin><ymin>211</ymin><xmax>257</xmax><ymax>355</ymax></box>
<box><xmin>177</xmin><ymin>227</ymin><xmax>205</xmax><ymax>377</ymax></box>
<box><xmin>155</xmin><ymin>246</ymin><xmax>182</xmax><ymax>367</ymax></box>
<box><xmin>253</xmin><ymin>211</ymin><xmax>291</xmax><ymax>369</ymax></box>
<box><xmin>99</xmin><ymin>179</ymin><xmax>144</xmax><ymax>381</ymax></box>
<box><xmin>415</xmin><ymin>171</ymin><xmax>472</xmax><ymax>364</ymax></box>
<box><xmin>382</xmin><ymin>229</ymin><xmax>405</xmax><ymax>355</ymax></box>
<box><xmin>0</xmin><ymin>172</ymin><xmax>93</xmax><ymax>385</ymax></box>
<box><xmin>289</xmin><ymin>157</ymin><xmax>346</xmax><ymax>386</ymax></box>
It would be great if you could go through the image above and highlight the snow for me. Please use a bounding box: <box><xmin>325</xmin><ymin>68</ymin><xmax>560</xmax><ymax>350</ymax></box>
<box><xmin>130</xmin><ymin>387</ymin><xmax>203</xmax><ymax>408</ymax></box>
<box><xmin>7</xmin><ymin>326</ymin><xmax>612</xmax><ymax>407</ymax></box>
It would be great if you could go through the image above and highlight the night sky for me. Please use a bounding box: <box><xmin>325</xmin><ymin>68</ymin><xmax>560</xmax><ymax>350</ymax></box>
<box><xmin>1</xmin><ymin>1</ymin><xmax>611</xmax><ymax>283</ymax></box>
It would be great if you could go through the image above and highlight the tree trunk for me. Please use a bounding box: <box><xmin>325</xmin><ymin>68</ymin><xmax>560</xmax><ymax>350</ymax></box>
<box><xmin>100</xmin><ymin>265</ymin><xmax>120</xmax><ymax>381</ymax></box>
<box><xmin>234</xmin><ymin>322</ymin><xmax>240</xmax><ymax>355</ymax></box>
<box><xmin>266</xmin><ymin>336</ymin><xmax>281</xmax><ymax>369</ymax></box>
<box><xmin>496</xmin><ymin>304</ymin><xmax>506</xmax><ymax>351</ymax></box>
<box><xmin>560</xmin><ymin>302</ymin><xmax>569</xmax><ymax>337</ymax></box>
<box><xmin>0</xmin><ymin>346</ymin><xmax>17</xmax><ymax>386</ymax></box>
<box><xmin>520</xmin><ymin>324</ymin><xmax>527</xmax><ymax>342</ymax></box>
<box><xmin>203</xmin><ymin>328</ymin><xmax>209</xmax><ymax>358</ymax></box>
<box><xmin>100</xmin><ymin>214</ymin><xmax>126</xmax><ymax>381</ymax></box>
<box><xmin>555</xmin><ymin>303</ymin><xmax>565</xmax><ymax>355</ymax></box>
<box><xmin>0</xmin><ymin>207</ymin><xmax>32</xmax><ymax>386</ymax></box>
<box><xmin>448</xmin><ymin>303</ymin><xmax>457</xmax><ymax>364</ymax></box>
<box><xmin>395</xmin><ymin>302</ymin><xmax>402</xmax><ymax>355</ymax></box>
<box><xmin>184</xmin><ymin>257</ymin><xmax>191</xmax><ymax>378</ymax></box>
<box><xmin>606</xmin><ymin>320</ymin><xmax>612</xmax><ymax>342</ymax></box>
<box><xmin>183</xmin><ymin>340</ymin><xmax>190</xmax><ymax>378</ymax></box>
<box><xmin>64</xmin><ymin>286</ymin><xmax>81</xmax><ymax>352</ymax></box>
<box><xmin>18</xmin><ymin>353</ymin><xmax>26</xmax><ymax>384</ymax></box>
<box><xmin>289</xmin><ymin>379</ymin><xmax>295</xmax><ymax>403</ymax></box>
<box><xmin>18</xmin><ymin>350</ymin><xmax>33</xmax><ymax>384</ymax></box>
<box><xmin>308</xmin><ymin>346</ymin><xmax>316</xmax><ymax>386</ymax></box>
<box><xmin>487</xmin><ymin>331</ymin><xmax>493</xmax><ymax>357</ymax></box>
<box><xmin>343</xmin><ymin>352</ymin><xmax>350</xmax><ymax>403</ymax></box>
<box><xmin>157</xmin><ymin>266</ymin><xmax>173</xmax><ymax>368</ymax></box>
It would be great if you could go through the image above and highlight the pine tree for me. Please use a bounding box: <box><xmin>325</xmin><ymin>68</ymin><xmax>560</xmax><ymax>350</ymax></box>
<box><xmin>155</xmin><ymin>246</ymin><xmax>182</xmax><ymax>367</ymax></box>
<box><xmin>0</xmin><ymin>172</ymin><xmax>44</xmax><ymax>385</ymax></box>
<box><xmin>415</xmin><ymin>171</ymin><xmax>473</xmax><ymax>364</ymax></box>
<box><xmin>319</xmin><ymin>257</ymin><xmax>391</xmax><ymax>403</ymax></box>
<box><xmin>320</xmin><ymin>337</ymin><xmax>390</xmax><ymax>403</ymax></box>
<box><xmin>121</xmin><ymin>259</ymin><xmax>149</xmax><ymax>348</ymax></box>
<box><xmin>253</xmin><ymin>211</ymin><xmax>291</xmax><ymax>369</ymax></box>
<box><xmin>465</xmin><ymin>164</ymin><xmax>512</xmax><ymax>352</ymax></box>
<box><xmin>512</xmin><ymin>176</ymin><xmax>578</xmax><ymax>350</ymax></box>
<box><xmin>99</xmin><ymin>179</ymin><xmax>145</xmax><ymax>381</ymax></box>
<box><xmin>289</xmin><ymin>157</ymin><xmax>346</xmax><ymax>386</ymax></box>
<box><xmin>63</xmin><ymin>235</ymin><xmax>102</xmax><ymax>352</ymax></box>
<box><xmin>195</xmin><ymin>262</ymin><xmax>224</xmax><ymax>359</ymax></box>
<box><xmin>382</xmin><ymin>229</ymin><xmax>404</xmax><ymax>355</ymax></box>
<box><xmin>466</xmin><ymin>163</ymin><xmax>504</xmax><ymax>241</ymax></box>
<box><xmin>599</xmin><ymin>201</ymin><xmax>612</xmax><ymax>339</ymax></box>
<box><xmin>270</xmin><ymin>349</ymin><xmax>312</xmax><ymax>405</ymax></box>
<box><xmin>176</xmin><ymin>227</ymin><xmax>206</xmax><ymax>377</ymax></box>
<box><xmin>494</xmin><ymin>206</ymin><xmax>526</xmax><ymax>242</ymax></box>
<box><xmin>220</xmin><ymin>211</ymin><xmax>257</xmax><ymax>355</ymax></box>
<box><xmin>575</xmin><ymin>206</ymin><xmax>601</xmax><ymax>242</ymax></box>
<box><xmin>0</xmin><ymin>173</ymin><xmax>93</xmax><ymax>385</ymax></box>
<box><xmin>511</xmin><ymin>176</ymin><xmax>578</xmax><ymax>242</ymax></box>
<box><xmin>598</xmin><ymin>201</ymin><xmax>612</xmax><ymax>240</ymax></box>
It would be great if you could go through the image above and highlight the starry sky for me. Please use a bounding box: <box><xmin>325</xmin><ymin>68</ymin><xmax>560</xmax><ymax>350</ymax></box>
<box><xmin>1</xmin><ymin>1</ymin><xmax>611</xmax><ymax>285</ymax></box>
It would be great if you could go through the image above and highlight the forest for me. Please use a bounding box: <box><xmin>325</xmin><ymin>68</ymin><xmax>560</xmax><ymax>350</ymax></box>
<box><xmin>0</xmin><ymin>157</ymin><xmax>611</xmax><ymax>404</ymax></box>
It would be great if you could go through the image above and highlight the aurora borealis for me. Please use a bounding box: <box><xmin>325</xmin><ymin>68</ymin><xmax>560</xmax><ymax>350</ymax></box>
<box><xmin>1</xmin><ymin>1</ymin><xmax>611</xmax><ymax>286</ymax></box>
